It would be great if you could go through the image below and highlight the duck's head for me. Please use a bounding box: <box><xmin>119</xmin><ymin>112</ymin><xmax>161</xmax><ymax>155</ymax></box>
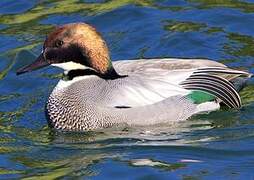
<box><xmin>17</xmin><ymin>23</ymin><xmax>116</xmax><ymax>77</ymax></box>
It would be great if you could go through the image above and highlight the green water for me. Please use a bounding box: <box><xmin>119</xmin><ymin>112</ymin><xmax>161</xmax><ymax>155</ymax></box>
<box><xmin>0</xmin><ymin>0</ymin><xmax>254</xmax><ymax>179</ymax></box>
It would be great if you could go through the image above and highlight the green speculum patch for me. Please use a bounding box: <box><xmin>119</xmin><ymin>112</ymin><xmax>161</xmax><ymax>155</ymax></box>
<box><xmin>187</xmin><ymin>90</ymin><xmax>216</xmax><ymax>104</ymax></box>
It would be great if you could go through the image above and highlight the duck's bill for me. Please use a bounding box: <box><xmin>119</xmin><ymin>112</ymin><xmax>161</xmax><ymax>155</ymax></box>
<box><xmin>16</xmin><ymin>54</ymin><xmax>50</xmax><ymax>75</ymax></box>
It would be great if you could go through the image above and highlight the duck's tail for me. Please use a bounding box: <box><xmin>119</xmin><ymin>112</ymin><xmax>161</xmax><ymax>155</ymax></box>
<box><xmin>230</xmin><ymin>75</ymin><xmax>253</xmax><ymax>92</ymax></box>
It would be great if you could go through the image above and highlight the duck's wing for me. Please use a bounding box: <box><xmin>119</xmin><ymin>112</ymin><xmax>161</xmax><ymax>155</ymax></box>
<box><xmin>113</xmin><ymin>58</ymin><xmax>226</xmax><ymax>75</ymax></box>
<box><xmin>113</xmin><ymin>59</ymin><xmax>227</xmax><ymax>89</ymax></box>
<box><xmin>179</xmin><ymin>66</ymin><xmax>251</xmax><ymax>108</ymax></box>
<box><xmin>110</xmin><ymin>59</ymin><xmax>251</xmax><ymax>109</ymax></box>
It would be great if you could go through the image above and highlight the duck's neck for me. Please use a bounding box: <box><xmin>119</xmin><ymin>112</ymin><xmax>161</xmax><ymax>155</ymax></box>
<box><xmin>65</xmin><ymin>67</ymin><xmax>127</xmax><ymax>80</ymax></box>
<box><xmin>103</xmin><ymin>66</ymin><xmax>128</xmax><ymax>79</ymax></box>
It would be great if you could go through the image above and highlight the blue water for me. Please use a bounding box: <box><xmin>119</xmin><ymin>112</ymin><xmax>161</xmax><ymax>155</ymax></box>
<box><xmin>0</xmin><ymin>0</ymin><xmax>254</xmax><ymax>179</ymax></box>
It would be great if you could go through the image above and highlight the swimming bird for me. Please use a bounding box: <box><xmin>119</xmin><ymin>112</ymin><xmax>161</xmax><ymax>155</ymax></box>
<box><xmin>16</xmin><ymin>23</ymin><xmax>252</xmax><ymax>131</ymax></box>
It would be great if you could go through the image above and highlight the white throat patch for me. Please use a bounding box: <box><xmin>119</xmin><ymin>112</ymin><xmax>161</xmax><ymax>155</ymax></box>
<box><xmin>51</xmin><ymin>61</ymin><xmax>87</xmax><ymax>74</ymax></box>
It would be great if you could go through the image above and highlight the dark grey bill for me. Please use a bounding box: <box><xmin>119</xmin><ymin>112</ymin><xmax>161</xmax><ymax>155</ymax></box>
<box><xmin>16</xmin><ymin>53</ymin><xmax>49</xmax><ymax>75</ymax></box>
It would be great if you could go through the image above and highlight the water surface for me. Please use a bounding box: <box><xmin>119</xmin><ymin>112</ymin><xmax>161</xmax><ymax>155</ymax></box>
<box><xmin>0</xmin><ymin>0</ymin><xmax>254</xmax><ymax>179</ymax></box>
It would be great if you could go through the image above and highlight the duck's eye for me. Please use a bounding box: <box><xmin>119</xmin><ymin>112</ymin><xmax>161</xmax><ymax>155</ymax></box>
<box><xmin>55</xmin><ymin>40</ymin><xmax>64</xmax><ymax>47</ymax></box>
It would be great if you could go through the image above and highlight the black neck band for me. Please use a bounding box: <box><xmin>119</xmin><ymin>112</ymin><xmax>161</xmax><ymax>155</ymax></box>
<box><xmin>65</xmin><ymin>68</ymin><xmax>127</xmax><ymax>80</ymax></box>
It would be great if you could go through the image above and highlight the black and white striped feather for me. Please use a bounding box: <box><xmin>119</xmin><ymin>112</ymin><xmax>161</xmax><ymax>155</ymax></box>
<box><xmin>180</xmin><ymin>67</ymin><xmax>251</xmax><ymax>108</ymax></box>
